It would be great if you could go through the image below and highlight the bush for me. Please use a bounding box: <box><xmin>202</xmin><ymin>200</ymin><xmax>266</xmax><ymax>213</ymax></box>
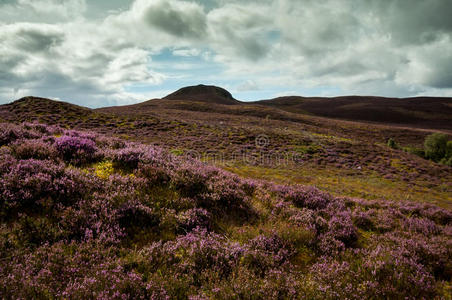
<box><xmin>111</xmin><ymin>146</ymin><xmax>144</xmax><ymax>170</ymax></box>
<box><xmin>0</xmin><ymin>159</ymin><xmax>83</xmax><ymax>213</ymax></box>
<box><xmin>117</xmin><ymin>201</ymin><xmax>160</xmax><ymax>236</ymax></box>
<box><xmin>176</xmin><ymin>208</ymin><xmax>211</xmax><ymax>232</ymax></box>
<box><xmin>55</xmin><ymin>135</ymin><xmax>98</xmax><ymax>165</ymax></box>
<box><xmin>285</xmin><ymin>186</ymin><xmax>331</xmax><ymax>210</ymax></box>
<box><xmin>440</xmin><ymin>140</ymin><xmax>452</xmax><ymax>166</ymax></box>
<box><xmin>11</xmin><ymin>139</ymin><xmax>57</xmax><ymax>160</ymax></box>
<box><xmin>387</xmin><ymin>138</ymin><xmax>398</xmax><ymax>149</ymax></box>
<box><xmin>447</xmin><ymin>140</ymin><xmax>452</xmax><ymax>158</ymax></box>
<box><xmin>424</xmin><ymin>133</ymin><xmax>449</xmax><ymax>162</ymax></box>
<box><xmin>309</xmin><ymin>246</ymin><xmax>437</xmax><ymax>299</ymax></box>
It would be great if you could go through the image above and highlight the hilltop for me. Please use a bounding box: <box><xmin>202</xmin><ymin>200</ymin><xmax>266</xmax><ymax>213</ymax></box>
<box><xmin>162</xmin><ymin>84</ymin><xmax>241</xmax><ymax>105</ymax></box>
<box><xmin>0</xmin><ymin>96</ymin><xmax>92</xmax><ymax>125</ymax></box>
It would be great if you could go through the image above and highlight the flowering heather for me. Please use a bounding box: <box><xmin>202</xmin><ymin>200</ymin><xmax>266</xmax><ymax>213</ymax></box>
<box><xmin>55</xmin><ymin>135</ymin><xmax>99</xmax><ymax>165</ymax></box>
<box><xmin>11</xmin><ymin>138</ymin><xmax>58</xmax><ymax>160</ymax></box>
<box><xmin>0</xmin><ymin>123</ymin><xmax>451</xmax><ymax>299</ymax></box>
<box><xmin>177</xmin><ymin>208</ymin><xmax>212</xmax><ymax>232</ymax></box>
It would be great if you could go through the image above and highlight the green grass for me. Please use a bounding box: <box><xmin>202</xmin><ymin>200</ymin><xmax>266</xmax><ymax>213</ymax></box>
<box><xmin>221</xmin><ymin>162</ymin><xmax>452</xmax><ymax>209</ymax></box>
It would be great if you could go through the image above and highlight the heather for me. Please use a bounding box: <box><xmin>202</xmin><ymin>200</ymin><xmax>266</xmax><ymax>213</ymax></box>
<box><xmin>0</xmin><ymin>123</ymin><xmax>451</xmax><ymax>299</ymax></box>
<box><xmin>3</xmin><ymin>97</ymin><xmax>451</xmax><ymax>207</ymax></box>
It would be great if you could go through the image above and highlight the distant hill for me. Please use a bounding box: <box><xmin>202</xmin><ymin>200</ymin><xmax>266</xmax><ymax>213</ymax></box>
<box><xmin>0</xmin><ymin>96</ymin><xmax>92</xmax><ymax>125</ymax></box>
<box><xmin>254</xmin><ymin>95</ymin><xmax>452</xmax><ymax>130</ymax></box>
<box><xmin>2</xmin><ymin>87</ymin><xmax>452</xmax><ymax>131</ymax></box>
<box><xmin>163</xmin><ymin>84</ymin><xmax>240</xmax><ymax>105</ymax></box>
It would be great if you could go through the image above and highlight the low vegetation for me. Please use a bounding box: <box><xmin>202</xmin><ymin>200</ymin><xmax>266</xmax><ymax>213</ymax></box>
<box><xmin>424</xmin><ymin>133</ymin><xmax>452</xmax><ymax>166</ymax></box>
<box><xmin>1</xmin><ymin>123</ymin><xmax>451</xmax><ymax>299</ymax></box>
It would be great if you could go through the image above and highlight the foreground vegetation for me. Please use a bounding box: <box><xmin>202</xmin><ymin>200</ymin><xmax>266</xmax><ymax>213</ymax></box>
<box><xmin>0</xmin><ymin>123</ymin><xmax>451</xmax><ymax>299</ymax></box>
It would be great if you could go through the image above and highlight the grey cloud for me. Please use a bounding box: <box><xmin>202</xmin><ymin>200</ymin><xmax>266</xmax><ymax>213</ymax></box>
<box><xmin>414</xmin><ymin>42</ymin><xmax>452</xmax><ymax>88</ymax></box>
<box><xmin>0</xmin><ymin>20</ymin><xmax>163</xmax><ymax>106</ymax></box>
<box><xmin>207</xmin><ymin>3</ymin><xmax>273</xmax><ymax>60</ymax></box>
<box><xmin>368</xmin><ymin>0</ymin><xmax>452</xmax><ymax>45</ymax></box>
<box><xmin>143</xmin><ymin>0</ymin><xmax>207</xmax><ymax>38</ymax></box>
<box><xmin>277</xmin><ymin>1</ymin><xmax>362</xmax><ymax>56</ymax></box>
<box><xmin>14</xmin><ymin>27</ymin><xmax>64</xmax><ymax>52</ymax></box>
<box><xmin>0</xmin><ymin>0</ymin><xmax>86</xmax><ymax>23</ymax></box>
<box><xmin>218</xmin><ymin>27</ymin><xmax>269</xmax><ymax>61</ymax></box>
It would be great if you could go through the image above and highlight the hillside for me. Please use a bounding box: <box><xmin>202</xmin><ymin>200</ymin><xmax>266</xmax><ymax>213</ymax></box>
<box><xmin>163</xmin><ymin>84</ymin><xmax>241</xmax><ymax>105</ymax></box>
<box><xmin>0</xmin><ymin>122</ymin><xmax>451</xmax><ymax>298</ymax></box>
<box><xmin>255</xmin><ymin>95</ymin><xmax>452</xmax><ymax>130</ymax></box>
<box><xmin>0</xmin><ymin>96</ymin><xmax>92</xmax><ymax>125</ymax></box>
<box><xmin>2</xmin><ymin>93</ymin><xmax>451</xmax><ymax>208</ymax></box>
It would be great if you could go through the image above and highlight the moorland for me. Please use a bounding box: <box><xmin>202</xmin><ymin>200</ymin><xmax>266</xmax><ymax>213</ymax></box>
<box><xmin>0</xmin><ymin>85</ymin><xmax>451</xmax><ymax>299</ymax></box>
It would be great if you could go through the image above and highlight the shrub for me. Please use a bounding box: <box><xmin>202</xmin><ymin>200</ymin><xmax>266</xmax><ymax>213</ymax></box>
<box><xmin>55</xmin><ymin>135</ymin><xmax>98</xmax><ymax>165</ymax></box>
<box><xmin>285</xmin><ymin>186</ymin><xmax>331</xmax><ymax>210</ymax></box>
<box><xmin>0</xmin><ymin>242</ymin><xmax>147</xmax><ymax>299</ymax></box>
<box><xmin>1</xmin><ymin>123</ymin><xmax>451</xmax><ymax>299</ymax></box>
<box><xmin>309</xmin><ymin>246</ymin><xmax>437</xmax><ymax>299</ymax></box>
<box><xmin>234</xmin><ymin>232</ymin><xmax>295</xmax><ymax>279</ymax></box>
<box><xmin>111</xmin><ymin>146</ymin><xmax>144</xmax><ymax>170</ymax></box>
<box><xmin>177</xmin><ymin>208</ymin><xmax>212</xmax><ymax>232</ymax></box>
<box><xmin>11</xmin><ymin>139</ymin><xmax>57</xmax><ymax>160</ymax></box>
<box><xmin>424</xmin><ymin>133</ymin><xmax>449</xmax><ymax>162</ymax></box>
<box><xmin>0</xmin><ymin>159</ymin><xmax>83</xmax><ymax>213</ymax></box>
<box><xmin>137</xmin><ymin>164</ymin><xmax>170</xmax><ymax>185</ymax></box>
<box><xmin>352</xmin><ymin>209</ymin><xmax>375</xmax><ymax>231</ymax></box>
<box><xmin>404</xmin><ymin>217</ymin><xmax>440</xmax><ymax>236</ymax></box>
<box><xmin>171</xmin><ymin>164</ymin><xmax>211</xmax><ymax>198</ymax></box>
<box><xmin>387</xmin><ymin>138</ymin><xmax>398</xmax><ymax>149</ymax></box>
<box><xmin>447</xmin><ymin>140</ymin><xmax>452</xmax><ymax>158</ymax></box>
<box><xmin>117</xmin><ymin>201</ymin><xmax>160</xmax><ymax>234</ymax></box>
<box><xmin>0</xmin><ymin>124</ymin><xmax>23</xmax><ymax>146</ymax></box>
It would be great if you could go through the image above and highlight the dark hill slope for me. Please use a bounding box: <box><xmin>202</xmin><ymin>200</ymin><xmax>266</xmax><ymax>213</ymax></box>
<box><xmin>0</xmin><ymin>96</ymin><xmax>92</xmax><ymax>125</ymax></box>
<box><xmin>0</xmin><ymin>96</ymin><xmax>125</xmax><ymax>130</ymax></box>
<box><xmin>163</xmin><ymin>84</ymin><xmax>240</xmax><ymax>105</ymax></box>
<box><xmin>255</xmin><ymin>96</ymin><xmax>452</xmax><ymax>130</ymax></box>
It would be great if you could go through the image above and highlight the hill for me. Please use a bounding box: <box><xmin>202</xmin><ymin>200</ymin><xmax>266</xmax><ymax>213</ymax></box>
<box><xmin>0</xmin><ymin>96</ymin><xmax>92</xmax><ymax>125</ymax></box>
<box><xmin>162</xmin><ymin>84</ymin><xmax>241</xmax><ymax>105</ymax></box>
<box><xmin>2</xmin><ymin>93</ymin><xmax>451</xmax><ymax>208</ymax></box>
<box><xmin>255</xmin><ymin>95</ymin><xmax>452</xmax><ymax>130</ymax></box>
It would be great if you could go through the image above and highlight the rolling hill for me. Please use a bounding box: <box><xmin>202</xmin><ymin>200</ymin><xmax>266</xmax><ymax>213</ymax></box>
<box><xmin>254</xmin><ymin>95</ymin><xmax>452</xmax><ymax>130</ymax></box>
<box><xmin>1</xmin><ymin>88</ymin><xmax>451</xmax><ymax>207</ymax></box>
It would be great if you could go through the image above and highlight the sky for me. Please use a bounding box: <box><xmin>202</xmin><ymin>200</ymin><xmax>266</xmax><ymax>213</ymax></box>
<box><xmin>1</xmin><ymin>0</ymin><xmax>452</xmax><ymax>108</ymax></box>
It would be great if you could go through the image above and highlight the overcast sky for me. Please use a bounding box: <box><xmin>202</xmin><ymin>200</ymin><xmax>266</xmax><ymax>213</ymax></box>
<box><xmin>1</xmin><ymin>0</ymin><xmax>452</xmax><ymax>107</ymax></box>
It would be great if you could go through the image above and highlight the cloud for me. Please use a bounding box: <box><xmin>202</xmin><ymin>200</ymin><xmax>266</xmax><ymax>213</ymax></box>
<box><xmin>1</xmin><ymin>0</ymin><xmax>452</xmax><ymax>107</ymax></box>
<box><xmin>0</xmin><ymin>20</ymin><xmax>165</xmax><ymax>107</ymax></box>
<box><xmin>368</xmin><ymin>0</ymin><xmax>452</xmax><ymax>45</ymax></box>
<box><xmin>396</xmin><ymin>36</ymin><xmax>452</xmax><ymax>88</ymax></box>
<box><xmin>207</xmin><ymin>3</ymin><xmax>274</xmax><ymax>61</ymax></box>
<box><xmin>140</xmin><ymin>0</ymin><xmax>207</xmax><ymax>39</ymax></box>
<box><xmin>0</xmin><ymin>0</ymin><xmax>86</xmax><ymax>23</ymax></box>
<box><xmin>237</xmin><ymin>80</ymin><xmax>259</xmax><ymax>92</ymax></box>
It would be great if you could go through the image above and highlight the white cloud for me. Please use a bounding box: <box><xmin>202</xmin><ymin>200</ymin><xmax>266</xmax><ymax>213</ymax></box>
<box><xmin>236</xmin><ymin>80</ymin><xmax>259</xmax><ymax>92</ymax></box>
<box><xmin>0</xmin><ymin>0</ymin><xmax>87</xmax><ymax>23</ymax></box>
<box><xmin>1</xmin><ymin>0</ymin><xmax>452</xmax><ymax>107</ymax></box>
